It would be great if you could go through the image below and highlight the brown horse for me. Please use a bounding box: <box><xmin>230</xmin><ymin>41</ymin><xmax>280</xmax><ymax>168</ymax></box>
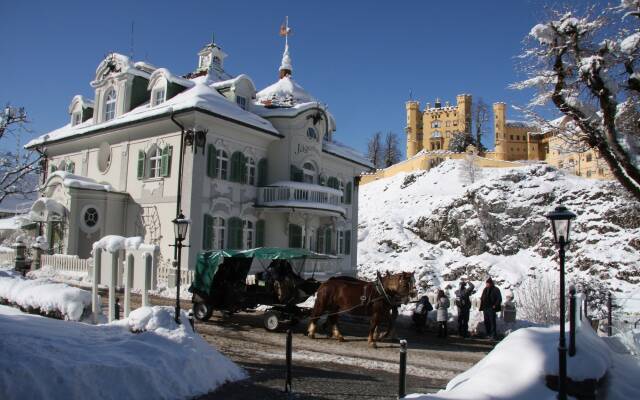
<box><xmin>307</xmin><ymin>271</ymin><xmax>416</xmax><ymax>348</ymax></box>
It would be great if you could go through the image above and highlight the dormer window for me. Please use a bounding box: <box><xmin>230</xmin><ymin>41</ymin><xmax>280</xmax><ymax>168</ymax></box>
<box><xmin>104</xmin><ymin>88</ymin><xmax>117</xmax><ymax>121</ymax></box>
<box><xmin>72</xmin><ymin>112</ymin><xmax>82</xmax><ymax>127</ymax></box>
<box><xmin>152</xmin><ymin>87</ymin><xmax>166</xmax><ymax>106</ymax></box>
<box><xmin>236</xmin><ymin>96</ymin><xmax>247</xmax><ymax>110</ymax></box>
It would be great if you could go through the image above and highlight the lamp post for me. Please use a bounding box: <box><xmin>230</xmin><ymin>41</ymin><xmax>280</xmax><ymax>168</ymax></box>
<box><xmin>545</xmin><ymin>205</ymin><xmax>576</xmax><ymax>400</ymax></box>
<box><xmin>172</xmin><ymin>212</ymin><xmax>191</xmax><ymax>324</ymax></box>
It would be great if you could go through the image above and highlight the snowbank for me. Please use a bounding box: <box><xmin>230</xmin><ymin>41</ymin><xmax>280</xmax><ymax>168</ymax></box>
<box><xmin>0</xmin><ymin>305</ymin><xmax>245</xmax><ymax>400</ymax></box>
<box><xmin>406</xmin><ymin>324</ymin><xmax>620</xmax><ymax>400</ymax></box>
<box><xmin>0</xmin><ymin>269</ymin><xmax>91</xmax><ymax>321</ymax></box>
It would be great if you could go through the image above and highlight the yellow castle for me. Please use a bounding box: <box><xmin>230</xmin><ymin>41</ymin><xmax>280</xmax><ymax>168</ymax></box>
<box><xmin>362</xmin><ymin>94</ymin><xmax>612</xmax><ymax>184</ymax></box>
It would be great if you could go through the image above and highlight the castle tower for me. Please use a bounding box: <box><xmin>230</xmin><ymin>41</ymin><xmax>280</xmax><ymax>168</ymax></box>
<box><xmin>493</xmin><ymin>102</ymin><xmax>507</xmax><ymax>160</ymax></box>
<box><xmin>456</xmin><ymin>94</ymin><xmax>472</xmax><ymax>133</ymax></box>
<box><xmin>405</xmin><ymin>101</ymin><xmax>421</xmax><ymax>158</ymax></box>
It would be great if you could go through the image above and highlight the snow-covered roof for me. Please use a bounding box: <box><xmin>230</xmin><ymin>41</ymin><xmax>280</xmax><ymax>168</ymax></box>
<box><xmin>26</xmin><ymin>81</ymin><xmax>279</xmax><ymax>148</ymax></box>
<box><xmin>323</xmin><ymin>141</ymin><xmax>373</xmax><ymax>169</ymax></box>
<box><xmin>91</xmin><ymin>53</ymin><xmax>150</xmax><ymax>87</ymax></box>
<box><xmin>255</xmin><ymin>76</ymin><xmax>316</xmax><ymax>108</ymax></box>
<box><xmin>68</xmin><ymin>95</ymin><xmax>94</xmax><ymax>113</ymax></box>
<box><xmin>147</xmin><ymin>68</ymin><xmax>195</xmax><ymax>90</ymax></box>
<box><xmin>280</xmin><ymin>43</ymin><xmax>293</xmax><ymax>72</ymax></box>
<box><xmin>210</xmin><ymin>74</ymin><xmax>257</xmax><ymax>92</ymax></box>
<box><xmin>47</xmin><ymin>171</ymin><xmax>114</xmax><ymax>192</ymax></box>
<box><xmin>505</xmin><ymin>119</ymin><xmax>537</xmax><ymax>128</ymax></box>
<box><xmin>0</xmin><ymin>215</ymin><xmax>30</xmax><ymax>231</ymax></box>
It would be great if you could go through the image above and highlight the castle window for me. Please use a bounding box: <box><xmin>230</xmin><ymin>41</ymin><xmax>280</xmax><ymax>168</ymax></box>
<box><xmin>510</xmin><ymin>135</ymin><xmax>514</xmax><ymax>140</ymax></box>
<box><xmin>431</xmin><ymin>121</ymin><xmax>440</xmax><ymax>128</ymax></box>
<box><xmin>104</xmin><ymin>88</ymin><xmax>117</xmax><ymax>121</ymax></box>
<box><xmin>453</xmin><ymin>121</ymin><xmax>458</xmax><ymax>126</ymax></box>
<box><xmin>598</xmin><ymin>168</ymin><xmax>604</xmax><ymax>175</ymax></box>
<box><xmin>586</xmin><ymin>154</ymin><xmax>593</xmax><ymax>162</ymax></box>
<box><xmin>446</xmin><ymin>121</ymin><xmax>451</xmax><ymax>127</ymax></box>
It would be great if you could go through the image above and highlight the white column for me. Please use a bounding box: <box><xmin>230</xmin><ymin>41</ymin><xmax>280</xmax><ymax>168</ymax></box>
<box><xmin>92</xmin><ymin>248</ymin><xmax>102</xmax><ymax>324</ymax></box>
<box><xmin>108</xmin><ymin>252</ymin><xmax>118</xmax><ymax>322</ymax></box>
<box><xmin>124</xmin><ymin>254</ymin><xmax>133</xmax><ymax>318</ymax></box>
<box><xmin>142</xmin><ymin>254</ymin><xmax>152</xmax><ymax>307</ymax></box>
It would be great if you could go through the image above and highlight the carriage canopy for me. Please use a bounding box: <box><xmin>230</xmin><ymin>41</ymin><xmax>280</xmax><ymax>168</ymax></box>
<box><xmin>189</xmin><ymin>247</ymin><xmax>331</xmax><ymax>296</ymax></box>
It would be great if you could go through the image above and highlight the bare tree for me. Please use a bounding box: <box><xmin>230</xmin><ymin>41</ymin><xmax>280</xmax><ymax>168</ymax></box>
<box><xmin>472</xmin><ymin>98</ymin><xmax>489</xmax><ymax>151</ymax></box>
<box><xmin>0</xmin><ymin>105</ymin><xmax>41</xmax><ymax>203</ymax></box>
<box><xmin>512</xmin><ymin>2</ymin><xmax>640</xmax><ymax>200</ymax></box>
<box><xmin>515</xmin><ymin>276</ymin><xmax>560</xmax><ymax>325</ymax></box>
<box><xmin>459</xmin><ymin>149</ymin><xmax>483</xmax><ymax>183</ymax></box>
<box><xmin>382</xmin><ymin>131</ymin><xmax>401</xmax><ymax>167</ymax></box>
<box><xmin>367</xmin><ymin>131</ymin><xmax>383</xmax><ymax>169</ymax></box>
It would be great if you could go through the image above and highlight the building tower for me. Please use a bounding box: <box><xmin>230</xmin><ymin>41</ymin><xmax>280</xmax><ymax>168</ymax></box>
<box><xmin>279</xmin><ymin>16</ymin><xmax>293</xmax><ymax>79</ymax></box>
<box><xmin>493</xmin><ymin>102</ymin><xmax>507</xmax><ymax>160</ymax></box>
<box><xmin>456</xmin><ymin>94</ymin><xmax>472</xmax><ymax>133</ymax></box>
<box><xmin>405</xmin><ymin>101</ymin><xmax>421</xmax><ymax>158</ymax></box>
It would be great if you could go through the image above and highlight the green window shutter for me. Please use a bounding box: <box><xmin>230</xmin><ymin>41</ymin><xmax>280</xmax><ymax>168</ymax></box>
<box><xmin>288</xmin><ymin>224</ymin><xmax>303</xmax><ymax>248</ymax></box>
<box><xmin>203</xmin><ymin>214</ymin><xmax>213</xmax><ymax>249</ymax></box>
<box><xmin>207</xmin><ymin>144</ymin><xmax>217</xmax><ymax>178</ymax></box>
<box><xmin>50</xmin><ymin>165</ymin><xmax>57</xmax><ymax>174</ymax></box>
<box><xmin>230</xmin><ymin>152</ymin><xmax>243</xmax><ymax>183</ymax></box>
<box><xmin>256</xmin><ymin>220</ymin><xmax>265</xmax><ymax>247</ymax></box>
<box><xmin>160</xmin><ymin>146</ymin><xmax>172</xmax><ymax>177</ymax></box>
<box><xmin>257</xmin><ymin>159</ymin><xmax>268</xmax><ymax>186</ymax></box>
<box><xmin>227</xmin><ymin>217</ymin><xmax>243</xmax><ymax>249</ymax></box>
<box><xmin>137</xmin><ymin>150</ymin><xmax>145</xmax><ymax>180</ymax></box>
<box><xmin>345</xmin><ymin>182</ymin><xmax>352</xmax><ymax>204</ymax></box>
<box><xmin>324</xmin><ymin>228</ymin><xmax>333</xmax><ymax>254</ymax></box>
<box><xmin>345</xmin><ymin>230</ymin><xmax>351</xmax><ymax>255</ymax></box>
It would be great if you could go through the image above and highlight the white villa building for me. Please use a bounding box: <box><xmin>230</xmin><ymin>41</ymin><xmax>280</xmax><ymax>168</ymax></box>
<box><xmin>25</xmin><ymin>35</ymin><xmax>372</xmax><ymax>281</ymax></box>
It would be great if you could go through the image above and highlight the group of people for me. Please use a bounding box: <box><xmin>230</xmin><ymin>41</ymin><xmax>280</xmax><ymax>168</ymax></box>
<box><xmin>412</xmin><ymin>277</ymin><xmax>503</xmax><ymax>340</ymax></box>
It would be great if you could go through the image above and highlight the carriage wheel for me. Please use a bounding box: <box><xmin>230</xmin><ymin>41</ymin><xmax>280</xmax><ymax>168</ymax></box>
<box><xmin>193</xmin><ymin>302</ymin><xmax>213</xmax><ymax>322</ymax></box>
<box><xmin>263</xmin><ymin>310</ymin><xmax>281</xmax><ymax>332</ymax></box>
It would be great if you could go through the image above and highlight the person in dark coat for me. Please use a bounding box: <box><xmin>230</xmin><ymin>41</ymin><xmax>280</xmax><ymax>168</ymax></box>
<box><xmin>479</xmin><ymin>278</ymin><xmax>501</xmax><ymax>340</ymax></box>
<box><xmin>455</xmin><ymin>280</ymin><xmax>475</xmax><ymax>338</ymax></box>
<box><xmin>412</xmin><ymin>294</ymin><xmax>433</xmax><ymax>333</ymax></box>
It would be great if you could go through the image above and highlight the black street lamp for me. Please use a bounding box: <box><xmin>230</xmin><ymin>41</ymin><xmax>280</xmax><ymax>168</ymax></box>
<box><xmin>545</xmin><ymin>205</ymin><xmax>576</xmax><ymax>400</ymax></box>
<box><xmin>172</xmin><ymin>212</ymin><xmax>191</xmax><ymax>324</ymax></box>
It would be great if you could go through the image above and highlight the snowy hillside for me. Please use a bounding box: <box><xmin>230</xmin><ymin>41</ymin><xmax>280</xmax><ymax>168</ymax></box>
<box><xmin>358</xmin><ymin>160</ymin><xmax>640</xmax><ymax>313</ymax></box>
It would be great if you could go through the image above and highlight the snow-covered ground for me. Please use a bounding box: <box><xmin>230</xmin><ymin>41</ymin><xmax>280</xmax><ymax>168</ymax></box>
<box><xmin>0</xmin><ymin>305</ymin><xmax>245</xmax><ymax>400</ymax></box>
<box><xmin>405</xmin><ymin>322</ymin><xmax>640</xmax><ymax>399</ymax></box>
<box><xmin>358</xmin><ymin>160</ymin><xmax>640</xmax><ymax>315</ymax></box>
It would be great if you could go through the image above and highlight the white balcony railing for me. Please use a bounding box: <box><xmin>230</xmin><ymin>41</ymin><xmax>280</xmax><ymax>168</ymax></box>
<box><xmin>256</xmin><ymin>181</ymin><xmax>346</xmax><ymax>215</ymax></box>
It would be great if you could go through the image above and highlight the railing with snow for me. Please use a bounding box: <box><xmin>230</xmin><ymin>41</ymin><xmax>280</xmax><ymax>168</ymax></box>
<box><xmin>157</xmin><ymin>265</ymin><xmax>194</xmax><ymax>287</ymax></box>
<box><xmin>0</xmin><ymin>250</ymin><xmax>16</xmax><ymax>266</ymax></box>
<box><xmin>41</xmin><ymin>254</ymin><xmax>92</xmax><ymax>274</ymax></box>
<box><xmin>256</xmin><ymin>182</ymin><xmax>346</xmax><ymax>214</ymax></box>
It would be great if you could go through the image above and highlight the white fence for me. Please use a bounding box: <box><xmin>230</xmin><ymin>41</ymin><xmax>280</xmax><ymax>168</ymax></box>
<box><xmin>0</xmin><ymin>251</ymin><xmax>16</xmax><ymax>266</ymax></box>
<box><xmin>157</xmin><ymin>264</ymin><xmax>194</xmax><ymax>287</ymax></box>
<box><xmin>41</xmin><ymin>254</ymin><xmax>92</xmax><ymax>274</ymax></box>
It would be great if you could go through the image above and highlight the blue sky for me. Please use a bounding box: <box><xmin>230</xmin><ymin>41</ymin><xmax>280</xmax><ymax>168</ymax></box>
<box><xmin>0</xmin><ymin>0</ymin><xmax>599</xmax><ymax>155</ymax></box>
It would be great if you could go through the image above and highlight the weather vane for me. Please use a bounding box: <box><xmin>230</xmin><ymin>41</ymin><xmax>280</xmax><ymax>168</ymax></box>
<box><xmin>279</xmin><ymin>16</ymin><xmax>292</xmax><ymax>45</ymax></box>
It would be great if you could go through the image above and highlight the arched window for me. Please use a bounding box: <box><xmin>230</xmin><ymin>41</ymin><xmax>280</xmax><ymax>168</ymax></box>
<box><xmin>152</xmin><ymin>87</ymin><xmax>166</xmax><ymax>106</ymax></box>
<box><xmin>213</xmin><ymin>217</ymin><xmax>226</xmax><ymax>249</ymax></box>
<box><xmin>230</xmin><ymin>151</ymin><xmax>247</xmax><ymax>183</ymax></box>
<box><xmin>288</xmin><ymin>224</ymin><xmax>303</xmax><ymax>248</ymax></box>
<box><xmin>302</xmin><ymin>162</ymin><xmax>316</xmax><ymax>184</ymax></box>
<box><xmin>246</xmin><ymin>157</ymin><xmax>256</xmax><ymax>185</ymax></box>
<box><xmin>243</xmin><ymin>220</ymin><xmax>254</xmax><ymax>249</ymax></box>
<box><xmin>227</xmin><ymin>217</ymin><xmax>243</xmax><ymax>249</ymax></box>
<box><xmin>104</xmin><ymin>88</ymin><xmax>117</xmax><ymax>121</ymax></box>
<box><xmin>257</xmin><ymin>158</ymin><xmax>268</xmax><ymax>186</ymax></box>
<box><xmin>217</xmin><ymin>148</ymin><xmax>229</xmax><ymax>180</ymax></box>
<box><xmin>327</xmin><ymin>177</ymin><xmax>339</xmax><ymax>190</ymax></box>
<box><xmin>148</xmin><ymin>146</ymin><xmax>163</xmax><ymax>178</ymax></box>
<box><xmin>307</xmin><ymin>127</ymin><xmax>317</xmax><ymax>140</ymax></box>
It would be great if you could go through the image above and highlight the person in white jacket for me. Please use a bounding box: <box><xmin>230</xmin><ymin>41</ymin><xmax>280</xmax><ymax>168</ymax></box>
<box><xmin>436</xmin><ymin>289</ymin><xmax>450</xmax><ymax>338</ymax></box>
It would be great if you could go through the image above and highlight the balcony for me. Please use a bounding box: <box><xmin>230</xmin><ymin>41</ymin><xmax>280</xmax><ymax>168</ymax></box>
<box><xmin>256</xmin><ymin>181</ymin><xmax>346</xmax><ymax>216</ymax></box>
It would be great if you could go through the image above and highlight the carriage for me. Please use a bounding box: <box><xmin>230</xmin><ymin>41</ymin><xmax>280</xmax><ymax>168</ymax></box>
<box><xmin>188</xmin><ymin>247</ymin><xmax>330</xmax><ymax>331</ymax></box>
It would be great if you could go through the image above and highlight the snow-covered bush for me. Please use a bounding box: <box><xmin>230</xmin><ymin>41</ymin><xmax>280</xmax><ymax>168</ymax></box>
<box><xmin>514</xmin><ymin>277</ymin><xmax>560</xmax><ymax>325</ymax></box>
